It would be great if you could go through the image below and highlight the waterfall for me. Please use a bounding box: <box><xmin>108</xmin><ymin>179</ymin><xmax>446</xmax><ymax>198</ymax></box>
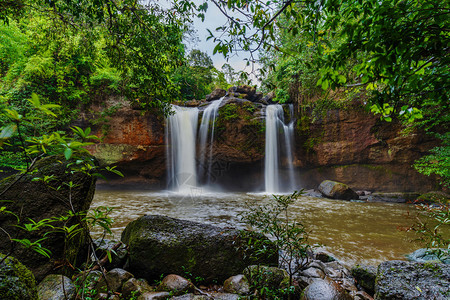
<box><xmin>166</xmin><ymin>105</ymin><xmax>199</xmax><ymax>192</ymax></box>
<box><xmin>264</xmin><ymin>104</ymin><xmax>297</xmax><ymax>193</ymax></box>
<box><xmin>198</xmin><ymin>98</ymin><xmax>223</xmax><ymax>185</ymax></box>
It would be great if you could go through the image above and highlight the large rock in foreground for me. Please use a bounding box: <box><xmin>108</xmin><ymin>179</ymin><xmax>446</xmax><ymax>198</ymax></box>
<box><xmin>318</xmin><ymin>180</ymin><xmax>359</xmax><ymax>200</ymax></box>
<box><xmin>0</xmin><ymin>155</ymin><xmax>97</xmax><ymax>280</ymax></box>
<box><xmin>375</xmin><ymin>260</ymin><xmax>450</xmax><ymax>299</ymax></box>
<box><xmin>121</xmin><ymin>215</ymin><xmax>278</xmax><ymax>283</ymax></box>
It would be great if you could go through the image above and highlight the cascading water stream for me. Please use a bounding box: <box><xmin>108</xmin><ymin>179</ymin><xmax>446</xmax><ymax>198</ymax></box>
<box><xmin>198</xmin><ymin>98</ymin><xmax>223</xmax><ymax>185</ymax></box>
<box><xmin>264</xmin><ymin>104</ymin><xmax>297</xmax><ymax>193</ymax></box>
<box><xmin>166</xmin><ymin>105</ymin><xmax>199</xmax><ymax>192</ymax></box>
<box><xmin>264</xmin><ymin>105</ymin><xmax>281</xmax><ymax>193</ymax></box>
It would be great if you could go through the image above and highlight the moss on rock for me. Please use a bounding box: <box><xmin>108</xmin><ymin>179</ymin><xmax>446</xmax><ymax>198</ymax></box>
<box><xmin>0</xmin><ymin>253</ymin><xmax>38</xmax><ymax>300</ymax></box>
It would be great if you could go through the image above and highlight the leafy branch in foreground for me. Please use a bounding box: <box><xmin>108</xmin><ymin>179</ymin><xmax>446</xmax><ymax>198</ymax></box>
<box><xmin>240</xmin><ymin>190</ymin><xmax>311</xmax><ymax>298</ymax></box>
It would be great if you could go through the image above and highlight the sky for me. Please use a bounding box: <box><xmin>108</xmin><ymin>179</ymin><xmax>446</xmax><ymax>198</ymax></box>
<box><xmin>156</xmin><ymin>0</ymin><xmax>260</xmax><ymax>84</ymax></box>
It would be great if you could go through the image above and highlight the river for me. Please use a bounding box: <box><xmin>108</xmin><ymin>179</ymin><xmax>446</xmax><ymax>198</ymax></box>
<box><xmin>91</xmin><ymin>189</ymin><xmax>422</xmax><ymax>267</ymax></box>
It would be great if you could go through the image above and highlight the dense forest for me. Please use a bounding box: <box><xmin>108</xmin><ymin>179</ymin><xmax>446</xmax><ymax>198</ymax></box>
<box><xmin>0</xmin><ymin>1</ymin><xmax>449</xmax><ymax>299</ymax></box>
<box><xmin>1</xmin><ymin>0</ymin><xmax>448</xmax><ymax>186</ymax></box>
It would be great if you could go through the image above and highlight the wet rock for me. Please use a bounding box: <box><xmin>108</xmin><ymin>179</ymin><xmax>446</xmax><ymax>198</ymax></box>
<box><xmin>96</xmin><ymin>268</ymin><xmax>133</xmax><ymax>294</ymax></box>
<box><xmin>223</xmin><ymin>274</ymin><xmax>250</xmax><ymax>295</ymax></box>
<box><xmin>206</xmin><ymin>89</ymin><xmax>226</xmax><ymax>101</ymax></box>
<box><xmin>318</xmin><ymin>180</ymin><xmax>359</xmax><ymax>200</ymax></box>
<box><xmin>315</xmin><ymin>251</ymin><xmax>336</xmax><ymax>263</ymax></box>
<box><xmin>122</xmin><ymin>278</ymin><xmax>153</xmax><ymax>299</ymax></box>
<box><xmin>301</xmin><ymin>277</ymin><xmax>352</xmax><ymax>300</ymax></box>
<box><xmin>37</xmin><ymin>274</ymin><xmax>76</xmax><ymax>300</ymax></box>
<box><xmin>367</xmin><ymin>192</ymin><xmax>419</xmax><ymax>203</ymax></box>
<box><xmin>0</xmin><ymin>253</ymin><xmax>38</xmax><ymax>300</ymax></box>
<box><xmin>406</xmin><ymin>248</ymin><xmax>450</xmax><ymax>264</ymax></box>
<box><xmin>244</xmin><ymin>265</ymin><xmax>289</xmax><ymax>290</ymax></box>
<box><xmin>351</xmin><ymin>265</ymin><xmax>376</xmax><ymax>295</ymax></box>
<box><xmin>137</xmin><ymin>291</ymin><xmax>171</xmax><ymax>299</ymax></box>
<box><xmin>375</xmin><ymin>260</ymin><xmax>450</xmax><ymax>299</ymax></box>
<box><xmin>0</xmin><ymin>155</ymin><xmax>96</xmax><ymax>280</ymax></box>
<box><xmin>156</xmin><ymin>274</ymin><xmax>195</xmax><ymax>296</ymax></box>
<box><xmin>121</xmin><ymin>215</ymin><xmax>277</xmax><ymax>282</ymax></box>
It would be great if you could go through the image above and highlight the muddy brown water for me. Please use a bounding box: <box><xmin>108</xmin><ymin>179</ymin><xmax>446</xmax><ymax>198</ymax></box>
<box><xmin>91</xmin><ymin>189</ymin><xmax>426</xmax><ymax>267</ymax></box>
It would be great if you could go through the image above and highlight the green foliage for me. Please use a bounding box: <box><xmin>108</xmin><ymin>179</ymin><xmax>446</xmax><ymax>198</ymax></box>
<box><xmin>241</xmin><ymin>191</ymin><xmax>311</xmax><ymax>290</ymax></box>
<box><xmin>414</xmin><ymin>133</ymin><xmax>450</xmax><ymax>188</ymax></box>
<box><xmin>407</xmin><ymin>202</ymin><xmax>450</xmax><ymax>261</ymax></box>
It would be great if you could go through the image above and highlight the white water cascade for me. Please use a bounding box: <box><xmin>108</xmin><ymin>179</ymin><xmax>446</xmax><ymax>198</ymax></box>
<box><xmin>166</xmin><ymin>105</ymin><xmax>199</xmax><ymax>192</ymax></box>
<box><xmin>264</xmin><ymin>104</ymin><xmax>297</xmax><ymax>193</ymax></box>
<box><xmin>198</xmin><ymin>98</ymin><xmax>223</xmax><ymax>185</ymax></box>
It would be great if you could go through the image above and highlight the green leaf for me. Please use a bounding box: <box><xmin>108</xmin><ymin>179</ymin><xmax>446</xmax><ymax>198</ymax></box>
<box><xmin>64</xmin><ymin>147</ymin><xmax>73</xmax><ymax>160</ymax></box>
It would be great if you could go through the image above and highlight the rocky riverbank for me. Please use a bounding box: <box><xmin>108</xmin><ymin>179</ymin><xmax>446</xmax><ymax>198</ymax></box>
<box><xmin>3</xmin><ymin>215</ymin><xmax>449</xmax><ymax>300</ymax></box>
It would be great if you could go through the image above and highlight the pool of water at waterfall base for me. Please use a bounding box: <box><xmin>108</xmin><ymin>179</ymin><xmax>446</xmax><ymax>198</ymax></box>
<box><xmin>91</xmin><ymin>189</ymin><xmax>432</xmax><ymax>268</ymax></box>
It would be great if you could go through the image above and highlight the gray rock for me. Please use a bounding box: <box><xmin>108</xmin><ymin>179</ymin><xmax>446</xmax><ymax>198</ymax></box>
<box><xmin>350</xmin><ymin>264</ymin><xmax>377</xmax><ymax>295</ymax></box>
<box><xmin>37</xmin><ymin>274</ymin><xmax>76</xmax><ymax>300</ymax></box>
<box><xmin>367</xmin><ymin>192</ymin><xmax>419</xmax><ymax>203</ymax></box>
<box><xmin>206</xmin><ymin>89</ymin><xmax>226</xmax><ymax>101</ymax></box>
<box><xmin>318</xmin><ymin>180</ymin><xmax>359</xmax><ymax>200</ymax></box>
<box><xmin>156</xmin><ymin>274</ymin><xmax>194</xmax><ymax>296</ymax></box>
<box><xmin>138</xmin><ymin>291</ymin><xmax>171</xmax><ymax>300</ymax></box>
<box><xmin>122</xmin><ymin>278</ymin><xmax>152</xmax><ymax>299</ymax></box>
<box><xmin>0</xmin><ymin>253</ymin><xmax>38</xmax><ymax>300</ymax></box>
<box><xmin>301</xmin><ymin>267</ymin><xmax>326</xmax><ymax>279</ymax></box>
<box><xmin>375</xmin><ymin>260</ymin><xmax>450</xmax><ymax>299</ymax></box>
<box><xmin>96</xmin><ymin>268</ymin><xmax>134</xmax><ymax>294</ymax></box>
<box><xmin>223</xmin><ymin>274</ymin><xmax>250</xmax><ymax>295</ymax></box>
<box><xmin>301</xmin><ymin>277</ymin><xmax>352</xmax><ymax>300</ymax></box>
<box><xmin>406</xmin><ymin>248</ymin><xmax>450</xmax><ymax>264</ymax></box>
<box><xmin>121</xmin><ymin>215</ymin><xmax>277</xmax><ymax>282</ymax></box>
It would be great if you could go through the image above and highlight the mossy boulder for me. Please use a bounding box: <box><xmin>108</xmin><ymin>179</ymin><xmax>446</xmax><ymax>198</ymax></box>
<box><xmin>0</xmin><ymin>253</ymin><xmax>38</xmax><ymax>300</ymax></box>
<box><xmin>318</xmin><ymin>180</ymin><xmax>359</xmax><ymax>200</ymax></box>
<box><xmin>0</xmin><ymin>155</ymin><xmax>97</xmax><ymax>280</ymax></box>
<box><xmin>121</xmin><ymin>215</ymin><xmax>278</xmax><ymax>283</ymax></box>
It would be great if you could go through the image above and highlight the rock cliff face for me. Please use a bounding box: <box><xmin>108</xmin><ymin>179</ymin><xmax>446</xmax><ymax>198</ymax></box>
<box><xmin>295</xmin><ymin>104</ymin><xmax>438</xmax><ymax>191</ymax></box>
<box><xmin>83</xmin><ymin>98</ymin><xmax>167</xmax><ymax>188</ymax></box>
<box><xmin>84</xmin><ymin>90</ymin><xmax>437</xmax><ymax>192</ymax></box>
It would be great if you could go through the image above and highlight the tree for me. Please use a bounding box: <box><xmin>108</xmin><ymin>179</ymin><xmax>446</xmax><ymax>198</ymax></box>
<box><xmin>182</xmin><ymin>0</ymin><xmax>449</xmax><ymax>186</ymax></box>
<box><xmin>1</xmin><ymin>0</ymin><xmax>188</xmax><ymax>114</ymax></box>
